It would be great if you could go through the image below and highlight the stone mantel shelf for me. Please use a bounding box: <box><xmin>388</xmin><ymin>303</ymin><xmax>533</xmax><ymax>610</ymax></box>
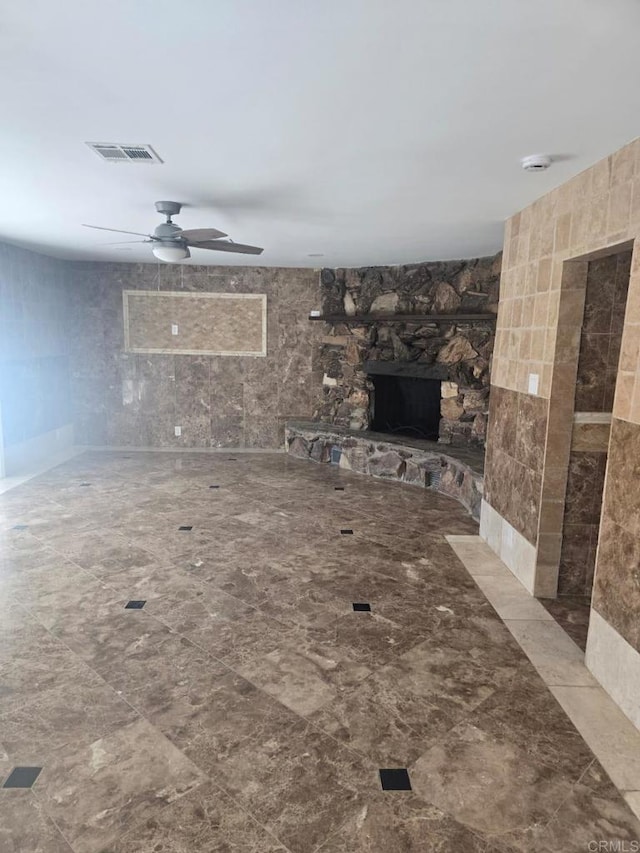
<box><xmin>308</xmin><ymin>313</ymin><xmax>497</xmax><ymax>324</ymax></box>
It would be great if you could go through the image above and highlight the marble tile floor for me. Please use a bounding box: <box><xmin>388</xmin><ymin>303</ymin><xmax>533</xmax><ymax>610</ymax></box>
<box><xmin>0</xmin><ymin>451</ymin><xmax>639</xmax><ymax>852</ymax></box>
<box><xmin>539</xmin><ymin>595</ymin><xmax>592</xmax><ymax>652</ymax></box>
<box><xmin>448</xmin><ymin>535</ymin><xmax>640</xmax><ymax>827</ymax></box>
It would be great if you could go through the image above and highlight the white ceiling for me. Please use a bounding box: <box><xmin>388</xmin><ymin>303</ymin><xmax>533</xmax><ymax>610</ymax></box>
<box><xmin>2</xmin><ymin>0</ymin><xmax>640</xmax><ymax>268</ymax></box>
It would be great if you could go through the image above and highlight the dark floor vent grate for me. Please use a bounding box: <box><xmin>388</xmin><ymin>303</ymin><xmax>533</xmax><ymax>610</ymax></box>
<box><xmin>428</xmin><ymin>470</ymin><xmax>441</xmax><ymax>489</ymax></box>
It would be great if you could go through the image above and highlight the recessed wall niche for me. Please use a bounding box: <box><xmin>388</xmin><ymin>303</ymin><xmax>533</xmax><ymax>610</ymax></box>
<box><xmin>123</xmin><ymin>290</ymin><xmax>267</xmax><ymax>356</ymax></box>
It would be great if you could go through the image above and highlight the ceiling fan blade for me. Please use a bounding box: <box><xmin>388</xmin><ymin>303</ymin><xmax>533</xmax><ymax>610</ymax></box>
<box><xmin>186</xmin><ymin>240</ymin><xmax>263</xmax><ymax>255</ymax></box>
<box><xmin>100</xmin><ymin>239</ymin><xmax>152</xmax><ymax>245</ymax></box>
<box><xmin>180</xmin><ymin>227</ymin><xmax>227</xmax><ymax>241</ymax></box>
<box><xmin>83</xmin><ymin>224</ymin><xmax>154</xmax><ymax>238</ymax></box>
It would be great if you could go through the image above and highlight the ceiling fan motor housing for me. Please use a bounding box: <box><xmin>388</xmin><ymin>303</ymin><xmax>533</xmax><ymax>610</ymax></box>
<box><xmin>154</xmin><ymin>222</ymin><xmax>184</xmax><ymax>240</ymax></box>
<box><xmin>83</xmin><ymin>199</ymin><xmax>263</xmax><ymax>261</ymax></box>
<box><xmin>155</xmin><ymin>200</ymin><xmax>182</xmax><ymax>218</ymax></box>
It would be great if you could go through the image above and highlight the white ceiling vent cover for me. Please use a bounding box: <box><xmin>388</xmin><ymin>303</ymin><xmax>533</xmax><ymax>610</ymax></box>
<box><xmin>86</xmin><ymin>143</ymin><xmax>163</xmax><ymax>164</ymax></box>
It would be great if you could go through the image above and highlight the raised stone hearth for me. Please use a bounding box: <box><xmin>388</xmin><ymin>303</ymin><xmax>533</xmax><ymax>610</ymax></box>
<box><xmin>314</xmin><ymin>254</ymin><xmax>500</xmax><ymax>447</ymax></box>
<box><xmin>286</xmin><ymin>420</ymin><xmax>484</xmax><ymax>519</ymax></box>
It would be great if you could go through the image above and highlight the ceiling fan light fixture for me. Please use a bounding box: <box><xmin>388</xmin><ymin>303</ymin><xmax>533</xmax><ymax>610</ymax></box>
<box><xmin>84</xmin><ymin>201</ymin><xmax>262</xmax><ymax>259</ymax></box>
<box><xmin>152</xmin><ymin>243</ymin><xmax>190</xmax><ymax>263</ymax></box>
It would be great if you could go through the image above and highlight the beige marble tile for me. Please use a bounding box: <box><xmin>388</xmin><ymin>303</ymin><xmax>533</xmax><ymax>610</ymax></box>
<box><xmin>36</xmin><ymin>718</ymin><xmax>206</xmax><ymax>853</ymax></box>
<box><xmin>504</xmin><ymin>619</ymin><xmax>597</xmax><ymax>687</ymax></box>
<box><xmin>0</xmin><ymin>792</ymin><xmax>74</xmax><ymax>853</ymax></box>
<box><xmin>586</xmin><ymin>607</ymin><xmax>640</xmax><ymax>733</ymax></box>
<box><xmin>317</xmin><ymin>794</ymin><xmax>501</xmax><ymax>852</ymax></box>
<box><xmin>236</xmin><ymin>642</ymin><xmax>370</xmax><ymax>716</ymax></box>
<box><xmin>409</xmin><ymin>720</ymin><xmax>577</xmax><ymax>836</ymax></box>
<box><xmin>308</xmin><ymin>616</ymin><xmax>526</xmax><ymax>767</ymax></box>
<box><xmin>550</xmin><ymin>684</ymin><xmax>640</xmax><ymax>793</ymax></box>
<box><xmin>501</xmin><ymin>772</ymin><xmax>640</xmax><ymax>852</ymax></box>
<box><xmin>124</xmin><ymin>290</ymin><xmax>267</xmax><ymax>356</ymax></box>
<box><xmin>208</xmin><ymin>718</ymin><xmax>374</xmax><ymax>853</ymax></box>
<box><xmin>624</xmin><ymin>791</ymin><xmax>640</xmax><ymax>823</ymax></box>
<box><xmin>445</xmin><ymin>534</ymin><xmax>508</xmax><ymax>576</ymax></box>
<box><xmin>110</xmin><ymin>782</ymin><xmax>288</xmax><ymax>852</ymax></box>
<box><xmin>149</xmin><ymin>669</ymin><xmax>299</xmax><ymax>770</ymax></box>
<box><xmin>473</xmin><ymin>574</ymin><xmax>554</xmax><ymax>622</ymax></box>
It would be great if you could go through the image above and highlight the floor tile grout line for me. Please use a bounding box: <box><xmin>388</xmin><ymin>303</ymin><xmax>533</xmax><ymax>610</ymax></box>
<box><xmin>212</xmin><ymin>620</ymin><xmax>510</xmax><ymax>779</ymax></box>
<box><xmin>27</xmin><ymin>789</ymin><xmax>77</xmax><ymax>853</ymax></box>
<box><xmin>124</xmin><ymin>771</ymin><xmax>299</xmax><ymax>853</ymax></box>
<box><xmin>21</xmin><ymin>508</ymin><xmax>467</xmax><ymax>654</ymax></box>
<box><xmin>8</xmin><ymin>595</ymin><xmax>267</xmax><ymax>851</ymax></box>
<box><xmin>538</xmin><ymin>757</ymin><xmax>604</xmax><ymax>830</ymax></box>
<box><xmin>6</xmin><ymin>578</ymin><xmax>444</xmax><ymax>795</ymax></box>
<box><xmin>4</xmin><ymin>598</ymin><xmax>219</xmax><ymax>847</ymax></box>
<box><xmin>496</xmin><ymin>615</ymin><xmax>561</xmax><ymax>621</ymax></box>
<box><xmin>495</xmin><ymin>755</ymin><xmax>606</xmax><ymax>842</ymax></box>
<box><xmin>25</xmin><ymin>526</ymin><xmax>279</xmax><ymax>624</ymax></box>
<box><xmin>49</xmin><ymin>572</ymin><xmax>394</xmax><ymax>853</ymax></box>
<box><xmin>451</xmin><ymin>538</ymin><xmax>640</xmax><ymax>824</ymax></box>
<box><xmin>12</xmin><ymin>517</ymin><xmax>494</xmax><ymax>703</ymax></box>
<box><xmin>309</xmin><ymin>806</ymin><xmax>369</xmax><ymax>853</ymax></box>
<box><xmin>6</xmin><ymin>455</ymin><xmax>576</xmax><ymax>850</ymax></box>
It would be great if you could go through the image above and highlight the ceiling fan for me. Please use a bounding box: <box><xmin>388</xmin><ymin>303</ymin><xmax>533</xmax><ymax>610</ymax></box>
<box><xmin>83</xmin><ymin>200</ymin><xmax>263</xmax><ymax>263</ymax></box>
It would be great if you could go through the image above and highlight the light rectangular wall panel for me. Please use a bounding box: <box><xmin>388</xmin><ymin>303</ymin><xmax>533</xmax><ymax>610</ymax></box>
<box><xmin>123</xmin><ymin>291</ymin><xmax>267</xmax><ymax>356</ymax></box>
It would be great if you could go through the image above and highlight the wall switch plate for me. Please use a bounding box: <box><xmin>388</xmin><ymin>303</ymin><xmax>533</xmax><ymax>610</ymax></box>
<box><xmin>174</xmin><ymin>426</ymin><xmax>182</xmax><ymax>437</ymax></box>
<box><xmin>171</xmin><ymin>324</ymin><xmax>179</xmax><ymax>335</ymax></box>
<box><xmin>528</xmin><ymin>373</ymin><xmax>539</xmax><ymax>395</ymax></box>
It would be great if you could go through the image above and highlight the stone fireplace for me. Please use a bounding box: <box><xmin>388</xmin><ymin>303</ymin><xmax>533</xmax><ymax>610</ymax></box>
<box><xmin>370</xmin><ymin>373</ymin><xmax>441</xmax><ymax>440</ymax></box>
<box><xmin>314</xmin><ymin>254</ymin><xmax>501</xmax><ymax>447</ymax></box>
<box><xmin>366</xmin><ymin>361</ymin><xmax>447</xmax><ymax>441</ymax></box>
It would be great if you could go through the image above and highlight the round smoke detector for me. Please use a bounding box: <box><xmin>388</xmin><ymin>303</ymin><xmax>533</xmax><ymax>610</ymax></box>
<box><xmin>521</xmin><ymin>154</ymin><xmax>552</xmax><ymax>172</ymax></box>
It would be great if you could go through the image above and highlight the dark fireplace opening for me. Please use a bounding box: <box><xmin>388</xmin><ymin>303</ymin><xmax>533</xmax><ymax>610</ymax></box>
<box><xmin>370</xmin><ymin>374</ymin><xmax>441</xmax><ymax>441</ymax></box>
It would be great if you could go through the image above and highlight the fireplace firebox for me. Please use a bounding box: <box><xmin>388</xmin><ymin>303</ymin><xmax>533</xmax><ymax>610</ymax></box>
<box><xmin>370</xmin><ymin>373</ymin><xmax>441</xmax><ymax>441</ymax></box>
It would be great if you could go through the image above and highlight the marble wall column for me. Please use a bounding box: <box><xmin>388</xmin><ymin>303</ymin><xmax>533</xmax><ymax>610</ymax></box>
<box><xmin>555</xmin><ymin>251</ymin><xmax>631</xmax><ymax>596</ymax></box>
<box><xmin>482</xmin><ymin>136</ymin><xmax>640</xmax><ymax>732</ymax></box>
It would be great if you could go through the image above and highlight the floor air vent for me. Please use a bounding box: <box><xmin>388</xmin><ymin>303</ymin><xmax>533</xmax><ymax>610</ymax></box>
<box><xmin>428</xmin><ymin>470</ymin><xmax>441</xmax><ymax>489</ymax></box>
<box><xmin>86</xmin><ymin>143</ymin><xmax>163</xmax><ymax>164</ymax></box>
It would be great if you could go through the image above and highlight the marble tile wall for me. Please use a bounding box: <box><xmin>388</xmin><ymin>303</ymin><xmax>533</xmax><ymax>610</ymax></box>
<box><xmin>482</xmin><ymin>385</ymin><xmax>546</xmax><ymax>545</ymax></box>
<box><xmin>0</xmin><ymin>241</ymin><xmax>74</xmax><ymax>448</ymax></box>
<box><xmin>484</xmin><ymin>136</ymin><xmax>640</xmax><ymax>730</ymax></box>
<box><xmin>492</xmin><ymin>140</ymin><xmax>640</xmax><ymax>402</ymax></box>
<box><xmin>486</xmin><ymin>140</ymin><xmax>640</xmax><ymax>576</ymax></box>
<box><xmin>553</xmin><ymin>253</ymin><xmax>629</xmax><ymax>596</ymax></box>
<box><xmin>557</xmin><ymin>451</ymin><xmax>607</xmax><ymax>596</ymax></box>
<box><xmin>592</xmin><ymin>417</ymin><xmax>640</xmax><ymax>652</ymax></box>
<box><xmin>575</xmin><ymin>252</ymin><xmax>631</xmax><ymax>412</ymax></box>
<box><xmin>67</xmin><ymin>263</ymin><xmax>324</xmax><ymax>449</ymax></box>
<box><xmin>571</xmin><ymin>418</ymin><xmax>611</xmax><ymax>452</ymax></box>
<box><xmin>124</xmin><ymin>291</ymin><xmax>266</xmax><ymax>356</ymax></box>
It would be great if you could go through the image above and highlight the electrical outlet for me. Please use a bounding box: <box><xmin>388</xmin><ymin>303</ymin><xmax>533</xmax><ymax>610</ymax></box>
<box><xmin>171</xmin><ymin>324</ymin><xmax>179</xmax><ymax>335</ymax></box>
<box><xmin>174</xmin><ymin>426</ymin><xmax>182</xmax><ymax>437</ymax></box>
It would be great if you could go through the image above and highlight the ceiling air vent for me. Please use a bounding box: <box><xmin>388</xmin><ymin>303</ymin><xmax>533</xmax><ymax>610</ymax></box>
<box><xmin>86</xmin><ymin>142</ymin><xmax>163</xmax><ymax>164</ymax></box>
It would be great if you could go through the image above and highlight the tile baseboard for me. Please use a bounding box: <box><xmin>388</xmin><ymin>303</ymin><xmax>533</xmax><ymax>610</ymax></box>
<box><xmin>587</xmin><ymin>608</ymin><xmax>640</xmax><ymax>733</ymax></box>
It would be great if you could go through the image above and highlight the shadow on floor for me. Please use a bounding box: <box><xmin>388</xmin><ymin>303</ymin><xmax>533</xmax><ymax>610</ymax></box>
<box><xmin>539</xmin><ymin>595</ymin><xmax>592</xmax><ymax>652</ymax></box>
